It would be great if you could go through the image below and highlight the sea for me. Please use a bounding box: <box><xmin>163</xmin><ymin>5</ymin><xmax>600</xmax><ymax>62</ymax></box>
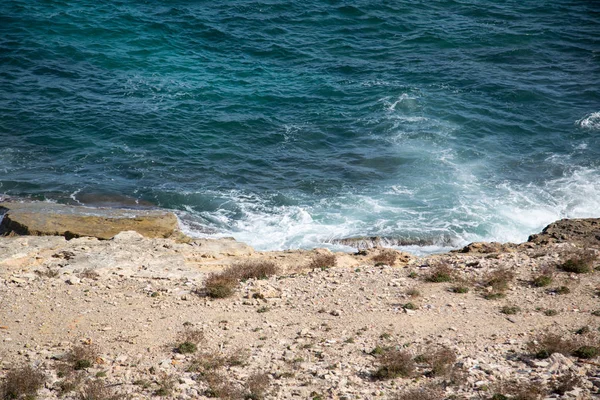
<box><xmin>1</xmin><ymin>1</ymin><xmax>599</xmax><ymax>254</ymax></box>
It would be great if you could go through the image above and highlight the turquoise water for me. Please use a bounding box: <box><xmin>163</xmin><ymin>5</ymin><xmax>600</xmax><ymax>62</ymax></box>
<box><xmin>1</xmin><ymin>1</ymin><xmax>599</xmax><ymax>252</ymax></box>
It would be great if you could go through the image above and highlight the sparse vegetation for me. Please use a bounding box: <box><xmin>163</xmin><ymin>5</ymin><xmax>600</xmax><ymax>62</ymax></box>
<box><xmin>202</xmin><ymin>371</ymin><xmax>243</xmax><ymax>399</ymax></box>
<box><xmin>373</xmin><ymin>349</ymin><xmax>415</xmax><ymax>380</ymax></box>
<box><xmin>79</xmin><ymin>379</ymin><xmax>124</xmax><ymax>400</ymax></box>
<box><xmin>392</xmin><ymin>386</ymin><xmax>443</xmax><ymax>400</ymax></box>
<box><xmin>175</xmin><ymin>329</ymin><xmax>204</xmax><ymax>354</ymax></box>
<box><xmin>550</xmin><ymin>372</ymin><xmax>581</xmax><ymax>395</ymax></box>
<box><xmin>500</xmin><ymin>305</ymin><xmax>520</xmax><ymax>315</ymax></box>
<box><xmin>543</xmin><ymin>309</ymin><xmax>558</xmax><ymax>316</ymax></box>
<box><xmin>406</xmin><ymin>287</ymin><xmax>421</xmax><ymax>297</ymax></box>
<box><xmin>202</xmin><ymin>261</ymin><xmax>279</xmax><ymax>299</ymax></box>
<box><xmin>527</xmin><ymin>333</ymin><xmax>578</xmax><ymax>359</ymax></box>
<box><xmin>245</xmin><ymin>373</ymin><xmax>270</xmax><ymax>400</ymax></box>
<box><xmin>402</xmin><ymin>302</ymin><xmax>416</xmax><ymax>310</ymax></box>
<box><xmin>154</xmin><ymin>374</ymin><xmax>175</xmax><ymax>397</ymax></box>
<box><xmin>495</xmin><ymin>380</ymin><xmax>548</xmax><ymax>400</ymax></box>
<box><xmin>559</xmin><ymin>249</ymin><xmax>597</xmax><ymax>274</ymax></box>
<box><xmin>188</xmin><ymin>349</ymin><xmax>249</xmax><ymax>374</ymax></box>
<box><xmin>372</xmin><ymin>250</ymin><xmax>398</xmax><ymax>266</ymax></box>
<box><xmin>548</xmin><ymin>286</ymin><xmax>571</xmax><ymax>295</ymax></box>
<box><xmin>450</xmin><ymin>285</ymin><xmax>469</xmax><ymax>294</ymax></box>
<box><xmin>307</xmin><ymin>253</ymin><xmax>336</xmax><ymax>269</ymax></box>
<box><xmin>228</xmin><ymin>260</ymin><xmax>279</xmax><ymax>281</ymax></box>
<box><xmin>204</xmin><ymin>272</ymin><xmax>238</xmax><ymax>298</ymax></box>
<box><xmin>573</xmin><ymin>345</ymin><xmax>599</xmax><ymax>359</ymax></box>
<box><xmin>64</xmin><ymin>344</ymin><xmax>100</xmax><ymax>372</ymax></box>
<box><xmin>425</xmin><ymin>262</ymin><xmax>454</xmax><ymax>283</ymax></box>
<box><xmin>0</xmin><ymin>365</ymin><xmax>45</xmax><ymax>400</ymax></box>
<box><xmin>422</xmin><ymin>346</ymin><xmax>457</xmax><ymax>377</ymax></box>
<box><xmin>575</xmin><ymin>326</ymin><xmax>590</xmax><ymax>335</ymax></box>
<box><xmin>482</xmin><ymin>269</ymin><xmax>515</xmax><ymax>294</ymax></box>
<box><xmin>34</xmin><ymin>268</ymin><xmax>59</xmax><ymax>278</ymax></box>
<box><xmin>78</xmin><ymin>268</ymin><xmax>100</xmax><ymax>280</ymax></box>
<box><xmin>532</xmin><ymin>273</ymin><xmax>553</xmax><ymax>287</ymax></box>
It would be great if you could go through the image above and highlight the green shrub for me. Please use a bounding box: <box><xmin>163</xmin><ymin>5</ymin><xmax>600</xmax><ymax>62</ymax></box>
<box><xmin>450</xmin><ymin>285</ymin><xmax>469</xmax><ymax>294</ymax></box>
<box><xmin>559</xmin><ymin>249</ymin><xmax>596</xmax><ymax>274</ymax></box>
<box><xmin>425</xmin><ymin>263</ymin><xmax>454</xmax><ymax>283</ymax></box>
<box><xmin>500</xmin><ymin>305</ymin><xmax>520</xmax><ymax>315</ymax></box>
<box><xmin>175</xmin><ymin>329</ymin><xmax>204</xmax><ymax>354</ymax></box>
<box><xmin>532</xmin><ymin>275</ymin><xmax>552</xmax><ymax>287</ymax></box>
<box><xmin>573</xmin><ymin>346</ymin><xmax>599</xmax><ymax>359</ymax></box>
<box><xmin>527</xmin><ymin>333</ymin><xmax>578</xmax><ymax>359</ymax></box>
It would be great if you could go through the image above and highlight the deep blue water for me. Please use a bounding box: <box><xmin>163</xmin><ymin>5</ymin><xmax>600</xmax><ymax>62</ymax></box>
<box><xmin>1</xmin><ymin>1</ymin><xmax>599</xmax><ymax>252</ymax></box>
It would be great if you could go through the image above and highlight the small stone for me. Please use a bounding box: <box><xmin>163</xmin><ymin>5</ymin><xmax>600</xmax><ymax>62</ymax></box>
<box><xmin>66</xmin><ymin>277</ymin><xmax>81</xmax><ymax>285</ymax></box>
<box><xmin>330</xmin><ymin>310</ymin><xmax>341</xmax><ymax>316</ymax></box>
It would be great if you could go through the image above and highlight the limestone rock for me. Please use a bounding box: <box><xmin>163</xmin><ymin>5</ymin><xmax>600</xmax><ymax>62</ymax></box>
<box><xmin>0</xmin><ymin>201</ymin><xmax>183</xmax><ymax>240</ymax></box>
<box><xmin>528</xmin><ymin>218</ymin><xmax>600</xmax><ymax>248</ymax></box>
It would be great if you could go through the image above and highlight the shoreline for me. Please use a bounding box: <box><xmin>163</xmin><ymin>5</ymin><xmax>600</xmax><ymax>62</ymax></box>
<box><xmin>1</xmin><ymin>200</ymin><xmax>600</xmax><ymax>399</ymax></box>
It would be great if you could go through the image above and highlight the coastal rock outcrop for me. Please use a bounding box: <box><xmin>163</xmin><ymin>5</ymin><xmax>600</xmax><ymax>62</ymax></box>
<box><xmin>0</xmin><ymin>201</ymin><xmax>182</xmax><ymax>240</ymax></box>
<box><xmin>528</xmin><ymin>218</ymin><xmax>600</xmax><ymax>248</ymax></box>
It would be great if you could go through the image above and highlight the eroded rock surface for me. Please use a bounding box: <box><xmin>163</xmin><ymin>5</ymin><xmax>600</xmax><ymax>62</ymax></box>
<box><xmin>528</xmin><ymin>218</ymin><xmax>600</xmax><ymax>248</ymax></box>
<box><xmin>0</xmin><ymin>201</ymin><xmax>181</xmax><ymax>240</ymax></box>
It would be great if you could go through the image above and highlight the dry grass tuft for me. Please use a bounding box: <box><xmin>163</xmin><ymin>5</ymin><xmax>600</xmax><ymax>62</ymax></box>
<box><xmin>245</xmin><ymin>373</ymin><xmax>271</xmax><ymax>400</ymax></box>
<box><xmin>175</xmin><ymin>329</ymin><xmax>204</xmax><ymax>354</ymax></box>
<box><xmin>422</xmin><ymin>346</ymin><xmax>457</xmax><ymax>377</ymax></box>
<box><xmin>189</xmin><ymin>348</ymin><xmax>250</xmax><ymax>374</ymax></box>
<box><xmin>481</xmin><ymin>269</ymin><xmax>515</xmax><ymax>299</ymax></box>
<box><xmin>500</xmin><ymin>305</ymin><xmax>521</xmax><ymax>315</ymax></box>
<box><xmin>78</xmin><ymin>268</ymin><xmax>100</xmax><ymax>280</ymax></box>
<box><xmin>527</xmin><ymin>333</ymin><xmax>578</xmax><ymax>359</ymax></box>
<box><xmin>203</xmin><ymin>372</ymin><xmax>244</xmax><ymax>400</ymax></box>
<box><xmin>483</xmin><ymin>269</ymin><xmax>515</xmax><ymax>292</ymax></box>
<box><xmin>0</xmin><ymin>365</ymin><xmax>45</xmax><ymax>400</ymax></box>
<box><xmin>372</xmin><ymin>250</ymin><xmax>398</xmax><ymax>266</ymax></box>
<box><xmin>498</xmin><ymin>380</ymin><xmax>548</xmax><ymax>400</ymax></box>
<box><xmin>392</xmin><ymin>385</ymin><xmax>443</xmax><ymax>400</ymax></box>
<box><xmin>307</xmin><ymin>253</ymin><xmax>337</xmax><ymax>269</ymax></box>
<box><xmin>34</xmin><ymin>268</ymin><xmax>59</xmax><ymax>278</ymax></box>
<box><xmin>559</xmin><ymin>249</ymin><xmax>597</xmax><ymax>274</ymax></box>
<box><xmin>202</xmin><ymin>261</ymin><xmax>279</xmax><ymax>299</ymax></box>
<box><xmin>154</xmin><ymin>373</ymin><xmax>175</xmax><ymax>397</ymax></box>
<box><xmin>532</xmin><ymin>265</ymin><xmax>554</xmax><ymax>287</ymax></box>
<box><xmin>373</xmin><ymin>349</ymin><xmax>415</xmax><ymax>380</ymax></box>
<box><xmin>550</xmin><ymin>372</ymin><xmax>581</xmax><ymax>395</ymax></box>
<box><xmin>204</xmin><ymin>273</ymin><xmax>238</xmax><ymax>298</ymax></box>
<box><xmin>79</xmin><ymin>379</ymin><xmax>126</xmax><ymax>400</ymax></box>
<box><xmin>425</xmin><ymin>262</ymin><xmax>455</xmax><ymax>283</ymax></box>
<box><xmin>65</xmin><ymin>344</ymin><xmax>100</xmax><ymax>371</ymax></box>
<box><xmin>227</xmin><ymin>260</ymin><xmax>279</xmax><ymax>281</ymax></box>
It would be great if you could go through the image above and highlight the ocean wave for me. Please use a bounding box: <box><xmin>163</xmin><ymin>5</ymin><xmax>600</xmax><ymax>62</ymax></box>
<box><xmin>576</xmin><ymin>112</ymin><xmax>600</xmax><ymax>130</ymax></box>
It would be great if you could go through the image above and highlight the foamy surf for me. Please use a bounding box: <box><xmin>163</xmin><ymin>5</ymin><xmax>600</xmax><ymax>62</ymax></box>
<box><xmin>577</xmin><ymin>112</ymin><xmax>600</xmax><ymax>130</ymax></box>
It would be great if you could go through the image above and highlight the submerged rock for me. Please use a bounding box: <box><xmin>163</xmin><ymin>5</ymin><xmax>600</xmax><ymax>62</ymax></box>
<box><xmin>0</xmin><ymin>201</ymin><xmax>182</xmax><ymax>240</ymax></box>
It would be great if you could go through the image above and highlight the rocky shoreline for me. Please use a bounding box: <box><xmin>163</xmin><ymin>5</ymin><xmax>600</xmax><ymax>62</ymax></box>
<box><xmin>1</xmin><ymin>201</ymin><xmax>599</xmax><ymax>399</ymax></box>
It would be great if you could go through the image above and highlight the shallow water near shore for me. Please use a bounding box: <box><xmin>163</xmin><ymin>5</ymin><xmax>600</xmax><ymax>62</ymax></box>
<box><xmin>1</xmin><ymin>1</ymin><xmax>599</xmax><ymax>252</ymax></box>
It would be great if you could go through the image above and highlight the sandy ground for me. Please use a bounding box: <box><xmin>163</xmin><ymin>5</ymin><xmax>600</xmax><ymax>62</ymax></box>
<box><xmin>1</xmin><ymin>228</ymin><xmax>599</xmax><ymax>399</ymax></box>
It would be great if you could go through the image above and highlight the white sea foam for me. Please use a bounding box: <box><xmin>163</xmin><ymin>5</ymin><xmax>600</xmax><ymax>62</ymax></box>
<box><xmin>576</xmin><ymin>112</ymin><xmax>600</xmax><ymax>130</ymax></box>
